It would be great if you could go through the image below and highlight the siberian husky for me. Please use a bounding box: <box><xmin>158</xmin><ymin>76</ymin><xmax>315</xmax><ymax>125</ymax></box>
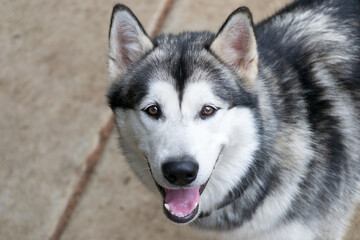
<box><xmin>106</xmin><ymin>0</ymin><xmax>360</xmax><ymax>239</ymax></box>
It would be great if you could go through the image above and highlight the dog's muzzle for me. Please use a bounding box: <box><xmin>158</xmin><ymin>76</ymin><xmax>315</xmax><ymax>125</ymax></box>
<box><xmin>149</xmin><ymin>152</ymin><xmax>221</xmax><ymax>224</ymax></box>
<box><xmin>153</xmin><ymin>158</ymin><xmax>205</xmax><ymax>223</ymax></box>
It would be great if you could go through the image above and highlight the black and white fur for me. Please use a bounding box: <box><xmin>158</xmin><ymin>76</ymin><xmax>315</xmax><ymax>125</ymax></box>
<box><xmin>107</xmin><ymin>0</ymin><xmax>360</xmax><ymax>239</ymax></box>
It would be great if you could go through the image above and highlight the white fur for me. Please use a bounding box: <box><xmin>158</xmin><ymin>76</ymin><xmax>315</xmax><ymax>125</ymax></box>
<box><xmin>213</xmin><ymin>221</ymin><xmax>315</xmax><ymax>240</ymax></box>
<box><xmin>199</xmin><ymin>106</ymin><xmax>259</xmax><ymax>212</ymax></box>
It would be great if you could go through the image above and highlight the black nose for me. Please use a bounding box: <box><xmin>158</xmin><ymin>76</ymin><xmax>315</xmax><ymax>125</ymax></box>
<box><xmin>162</xmin><ymin>159</ymin><xmax>199</xmax><ymax>186</ymax></box>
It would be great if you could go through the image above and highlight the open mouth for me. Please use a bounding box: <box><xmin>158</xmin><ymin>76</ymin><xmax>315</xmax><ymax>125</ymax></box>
<box><xmin>148</xmin><ymin>151</ymin><xmax>222</xmax><ymax>223</ymax></box>
<box><xmin>156</xmin><ymin>183</ymin><xmax>207</xmax><ymax>224</ymax></box>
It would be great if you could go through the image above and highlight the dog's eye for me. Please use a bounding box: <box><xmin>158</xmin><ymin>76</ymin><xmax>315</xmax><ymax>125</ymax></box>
<box><xmin>144</xmin><ymin>105</ymin><xmax>161</xmax><ymax>119</ymax></box>
<box><xmin>200</xmin><ymin>105</ymin><xmax>217</xmax><ymax>119</ymax></box>
<box><xmin>202</xmin><ymin>106</ymin><xmax>215</xmax><ymax>115</ymax></box>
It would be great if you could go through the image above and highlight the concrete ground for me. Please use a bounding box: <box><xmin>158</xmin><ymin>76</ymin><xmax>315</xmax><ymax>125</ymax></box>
<box><xmin>0</xmin><ymin>0</ymin><xmax>359</xmax><ymax>239</ymax></box>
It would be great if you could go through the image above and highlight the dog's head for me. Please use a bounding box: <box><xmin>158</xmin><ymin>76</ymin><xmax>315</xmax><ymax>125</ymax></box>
<box><xmin>107</xmin><ymin>4</ymin><xmax>260</xmax><ymax>224</ymax></box>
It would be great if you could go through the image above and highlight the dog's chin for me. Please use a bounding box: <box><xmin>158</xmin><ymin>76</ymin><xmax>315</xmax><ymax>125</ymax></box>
<box><xmin>155</xmin><ymin>182</ymin><xmax>208</xmax><ymax>224</ymax></box>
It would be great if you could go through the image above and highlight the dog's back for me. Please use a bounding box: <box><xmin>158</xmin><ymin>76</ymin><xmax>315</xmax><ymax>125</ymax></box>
<box><xmin>253</xmin><ymin>0</ymin><xmax>360</xmax><ymax>238</ymax></box>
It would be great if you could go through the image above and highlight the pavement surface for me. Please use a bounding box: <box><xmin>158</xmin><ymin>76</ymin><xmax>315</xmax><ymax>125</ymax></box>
<box><xmin>0</xmin><ymin>0</ymin><xmax>359</xmax><ymax>239</ymax></box>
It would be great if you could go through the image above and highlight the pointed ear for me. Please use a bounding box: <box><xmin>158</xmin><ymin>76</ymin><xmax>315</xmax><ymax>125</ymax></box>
<box><xmin>108</xmin><ymin>4</ymin><xmax>154</xmax><ymax>81</ymax></box>
<box><xmin>210</xmin><ymin>7</ymin><xmax>258</xmax><ymax>88</ymax></box>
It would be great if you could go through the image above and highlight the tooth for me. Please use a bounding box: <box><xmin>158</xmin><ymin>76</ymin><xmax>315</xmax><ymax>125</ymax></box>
<box><xmin>164</xmin><ymin>203</ymin><xmax>170</xmax><ymax>211</ymax></box>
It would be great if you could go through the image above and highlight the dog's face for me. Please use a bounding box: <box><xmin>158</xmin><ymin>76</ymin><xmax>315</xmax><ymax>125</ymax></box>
<box><xmin>107</xmin><ymin>5</ymin><xmax>260</xmax><ymax>224</ymax></box>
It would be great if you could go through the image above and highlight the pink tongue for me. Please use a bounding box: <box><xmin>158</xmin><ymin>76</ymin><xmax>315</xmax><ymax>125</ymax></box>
<box><xmin>164</xmin><ymin>186</ymin><xmax>200</xmax><ymax>216</ymax></box>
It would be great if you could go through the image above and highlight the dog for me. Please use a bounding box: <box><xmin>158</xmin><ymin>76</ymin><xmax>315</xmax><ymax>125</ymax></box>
<box><xmin>106</xmin><ymin>0</ymin><xmax>360</xmax><ymax>239</ymax></box>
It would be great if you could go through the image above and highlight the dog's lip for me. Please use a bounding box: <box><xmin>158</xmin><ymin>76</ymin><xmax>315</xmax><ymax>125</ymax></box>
<box><xmin>155</xmin><ymin>181</ymin><xmax>208</xmax><ymax>199</ymax></box>
<box><xmin>163</xmin><ymin>201</ymin><xmax>200</xmax><ymax>224</ymax></box>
